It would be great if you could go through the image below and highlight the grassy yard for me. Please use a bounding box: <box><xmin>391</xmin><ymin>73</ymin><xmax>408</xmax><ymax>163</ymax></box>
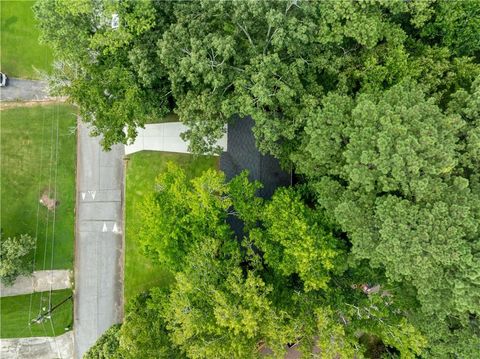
<box><xmin>0</xmin><ymin>289</ymin><xmax>73</xmax><ymax>338</ymax></box>
<box><xmin>0</xmin><ymin>0</ymin><xmax>53</xmax><ymax>79</ymax></box>
<box><xmin>0</xmin><ymin>104</ymin><xmax>76</xmax><ymax>270</ymax></box>
<box><xmin>125</xmin><ymin>151</ymin><xmax>218</xmax><ymax>302</ymax></box>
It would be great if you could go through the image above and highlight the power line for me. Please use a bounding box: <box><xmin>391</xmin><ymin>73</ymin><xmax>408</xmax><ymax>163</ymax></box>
<box><xmin>38</xmin><ymin>111</ymin><xmax>55</xmax><ymax>318</ymax></box>
<box><xmin>48</xmin><ymin>104</ymin><xmax>60</xmax><ymax>310</ymax></box>
<box><xmin>32</xmin><ymin>294</ymin><xmax>73</xmax><ymax>324</ymax></box>
<box><xmin>27</xmin><ymin>107</ymin><xmax>47</xmax><ymax>335</ymax></box>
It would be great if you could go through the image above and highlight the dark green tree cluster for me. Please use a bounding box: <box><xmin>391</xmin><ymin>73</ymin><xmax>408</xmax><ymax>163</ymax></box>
<box><xmin>34</xmin><ymin>0</ymin><xmax>480</xmax><ymax>357</ymax></box>
<box><xmin>295</xmin><ymin>80</ymin><xmax>480</xmax><ymax>357</ymax></box>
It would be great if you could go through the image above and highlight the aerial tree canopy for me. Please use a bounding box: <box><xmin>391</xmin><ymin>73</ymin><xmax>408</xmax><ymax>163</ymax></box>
<box><xmin>35</xmin><ymin>0</ymin><xmax>480</xmax><ymax>356</ymax></box>
<box><xmin>34</xmin><ymin>0</ymin><xmax>174</xmax><ymax>148</ymax></box>
<box><xmin>36</xmin><ymin>0</ymin><xmax>479</xmax><ymax>155</ymax></box>
<box><xmin>294</xmin><ymin>79</ymin><xmax>480</xmax><ymax>357</ymax></box>
<box><xmin>129</xmin><ymin>164</ymin><xmax>426</xmax><ymax>358</ymax></box>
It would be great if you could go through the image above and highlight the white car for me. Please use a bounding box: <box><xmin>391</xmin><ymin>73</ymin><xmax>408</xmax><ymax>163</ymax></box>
<box><xmin>0</xmin><ymin>72</ymin><xmax>8</xmax><ymax>87</ymax></box>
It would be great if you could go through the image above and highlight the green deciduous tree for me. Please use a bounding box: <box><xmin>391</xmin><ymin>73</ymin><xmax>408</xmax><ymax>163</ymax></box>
<box><xmin>83</xmin><ymin>324</ymin><xmax>122</xmax><ymax>359</ymax></box>
<box><xmin>156</xmin><ymin>238</ymin><xmax>295</xmax><ymax>359</ymax></box>
<box><xmin>421</xmin><ymin>0</ymin><xmax>480</xmax><ymax>58</ymax></box>
<box><xmin>34</xmin><ymin>0</ymin><xmax>174</xmax><ymax>149</ymax></box>
<box><xmin>250</xmin><ymin>188</ymin><xmax>344</xmax><ymax>291</ymax></box>
<box><xmin>0</xmin><ymin>233</ymin><xmax>35</xmax><ymax>285</ymax></box>
<box><xmin>130</xmin><ymin>166</ymin><xmax>425</xmax><ymax>358</ymax></box>
<box><xmin>138</xmin><ymin>163</ymin><xmax>232</xmax><ymax>272</ymax></box>
<box><xmin>118</xmin><ymin>291</ymin><xmax>184</xmax><ymax>359</ymax></box>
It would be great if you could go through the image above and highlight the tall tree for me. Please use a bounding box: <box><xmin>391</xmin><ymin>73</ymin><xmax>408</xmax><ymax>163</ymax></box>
<box><xmin>34</xmin><ymin>0</ymin><xmax>174</xmax><ymax>149</ymax></box>
<box><xmin>250</xmin><ymin>187</ymin><xmax>344</xmax><ymax>291</ymax></box>
<box><xmin>295</xmin><ymin>80</ymin><xmax>480</xmax><ymax>357</ymax></box>
<box><xmin>133</xmin><ymin>166</ymin><xmax>425</xmax><ymax>357</ymax></box>
<box><xmin>138</xmin><ymin>163</ymin><xmax>232</xmax><ymax>272</ymax></box>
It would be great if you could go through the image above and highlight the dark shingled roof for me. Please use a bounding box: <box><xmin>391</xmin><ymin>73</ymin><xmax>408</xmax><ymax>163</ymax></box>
<box><xmin>220</xmin><ymin>116</ymin><xmax>291</xmax><ymax>237</ymax></box>
<box><xmin>220</xmin><ymin>116</ymin><xmax>291</xmax><ymax>198</ymax></box>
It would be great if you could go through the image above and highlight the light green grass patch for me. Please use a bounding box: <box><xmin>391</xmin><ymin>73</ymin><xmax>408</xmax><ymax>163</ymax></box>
<box><xmin>125</xmin><ymin>151</ymin><xmax>218</xmax><ymax>302</ymax></box>
<box><xmin>0</xmin><ymin>289</ymin><xmax>73</xmax><ymax>338</ymax></box>
<box><xmin>0</xmin><ymin>104</ymin><xmax>76</xmax><ymax>270</ymax></box>
<box><xmin>0</xmin><ymin>0</ymin><xmax>53</xmax><ymax>79</ymax></box>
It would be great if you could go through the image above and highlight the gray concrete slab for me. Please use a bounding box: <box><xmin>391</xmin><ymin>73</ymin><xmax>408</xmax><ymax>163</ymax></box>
<box><xmin>74</xmin><ymin>121</ymin><xmax>124</xmax><ymax>358</ymax></box>
<box><xmin>0</xmin><ymin>78</ymin><xmax>50</xmax><ymax>102</ymax></box>
<box><xmin>0</xmin><ymin>270</ymin><xmax>72</xmax><ymax>297</ymax></box>
<box><xmin>124</xmin><ymin>122</ymin><xmax>227</xmax><ymax>155</ymax></box>
<box><xmin>0</xmin><ymin>332</ymin><xmax>74</xmax><ymax>359</ymax></box>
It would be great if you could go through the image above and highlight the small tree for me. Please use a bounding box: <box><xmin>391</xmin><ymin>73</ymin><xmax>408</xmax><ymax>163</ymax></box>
<box><xmin>0</xmin><ymin>233</ymin><xmax>35</xmax><ymax>285</ymax></box>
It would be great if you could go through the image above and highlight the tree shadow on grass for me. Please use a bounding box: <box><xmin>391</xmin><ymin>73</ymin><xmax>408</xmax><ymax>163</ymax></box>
<box><xmin>1</xmin><ymin>16</ymin><xmax>18</xmax><ymax>32</ymax></box>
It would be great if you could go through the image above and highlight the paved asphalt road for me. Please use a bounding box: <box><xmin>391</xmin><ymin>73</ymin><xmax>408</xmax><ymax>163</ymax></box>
<box><xmin>0</xmin><ymin>78</ymin><xmax>49</xmax><ymax>101</ymax></box>
<box><xmin>75</xmin><ymin>121</ymin><xmax>124</xmax><ymax>358</ymax></box>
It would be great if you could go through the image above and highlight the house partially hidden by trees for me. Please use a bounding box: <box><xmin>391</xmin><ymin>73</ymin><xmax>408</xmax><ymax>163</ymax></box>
<box><xmin>221</xmin><ymin>116</ymin><xmax>291</xmax><ymax>239</ymax></box>
<box><xmin>38</xmin><ymin>0</ymin><xmax>480</xmax><ymax>357</ymax></box>
<box><xmin>221</xmin><ymin>116</ymin><xmax>291</xmax><ymax>199</ymax></box>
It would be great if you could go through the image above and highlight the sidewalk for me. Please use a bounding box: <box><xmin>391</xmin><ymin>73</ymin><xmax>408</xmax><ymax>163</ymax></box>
<box><xmin>0</xmin><ymin>270</ymin><xmax>72</xmax><ymax>297</ymax></box>
<box><xmin>0</xmin><ymin>331</ymin><xmax>73</xmax><ymax>359</ymax></box>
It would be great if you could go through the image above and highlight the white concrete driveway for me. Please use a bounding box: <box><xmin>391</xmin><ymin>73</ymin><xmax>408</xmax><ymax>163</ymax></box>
<box><xmin>125</xmin><ymin>122</ymin><xmax>227</xmax><ymax>155</ymax></box>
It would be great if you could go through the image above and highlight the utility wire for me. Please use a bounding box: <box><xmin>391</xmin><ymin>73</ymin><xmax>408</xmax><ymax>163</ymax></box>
<box><xmin>27</xmin><ymin>108</ymin><xmax>47</xmax><ymax>335</ymax></box>
<box><xmin>38</xmin><ymin>111</ymin><xmax>55</xmax><ymax>319</ymax></box>
<box><xmin>48</xmin><ymin>105</ymin><xmax>60</xmax><ymax>310</ymax></box>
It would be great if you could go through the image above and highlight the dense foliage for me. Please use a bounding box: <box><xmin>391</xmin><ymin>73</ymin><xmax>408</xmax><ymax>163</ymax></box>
<box><xmin>95</xmin><ymin>164</ymin><xmax>426</xmax><ymax>358</ymax></box>
<box><xmin>0</xmin><ymin>233</ymin><xmax>35</xmax><ymax>285</ymax></box>
<box><xmin>34</xmin><ymin>0</ymin><xmax>480</xmax><ymax>357</ymax></box>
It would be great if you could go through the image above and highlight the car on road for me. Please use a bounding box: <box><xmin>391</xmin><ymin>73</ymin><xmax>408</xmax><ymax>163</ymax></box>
<box><xmin>0</xmin><ymin>72</ymin><xmax>8</xmax><ymax>87</ymax></box>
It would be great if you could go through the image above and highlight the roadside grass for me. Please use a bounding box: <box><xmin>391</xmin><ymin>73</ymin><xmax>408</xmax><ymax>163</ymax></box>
<box><xmin>125</xmin><ymin>151</ymin><xmax>218</xmax><ymax>302</ymax></box>
<box><xmin>0</xmin><ymin>289</ymin><xmax>73</xmax><ymax>338</ymax></box>
<box><xmin>0</xmin><ymin>0</ymin><xmax>53</xmax><ymax>79</ymax></box>
<box><xmin>0</xmin><ymin>104</ymin><xmax>76</xmax><ymax>270</ymax></box>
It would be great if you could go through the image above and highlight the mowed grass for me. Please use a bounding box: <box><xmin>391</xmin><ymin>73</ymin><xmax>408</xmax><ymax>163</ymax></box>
<box><xmin>125</xmin><ymin>151</ymin><xmax>218</xmax><ymax>302</ymax></box>
<box><xmin>0</xmin><ymin>289</ymin><xmax>73</xmax><ymax>338</ymax></box>
<box><xmin>0</xmin><ymin>0</ymin><xmax>53</xmax><ymax>78</ymax></box>
<box><xmin>0</xmin><ymin>104</ymin><xmax>76</xmax><ymax>270</ymax></box>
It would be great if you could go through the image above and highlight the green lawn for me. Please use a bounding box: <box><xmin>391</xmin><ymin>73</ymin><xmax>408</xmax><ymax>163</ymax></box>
<box><xmin>0</xmin><ymin>289</ymin><xmax>73</xmax><ymax>338</ymax></box>
<box><xmin>0</xmin><ymin>0</ymin><xmax>53</xmax><ymax>79</ymax></box>
<box><xmin>0</xmin><ymin>104</ymin><xmax>76</xmax><ymax>270</ymax></box>
<box><xmin>125</xmin><ymin>151</ymin><xmax>218</xmax><ymax>302</ymax></box>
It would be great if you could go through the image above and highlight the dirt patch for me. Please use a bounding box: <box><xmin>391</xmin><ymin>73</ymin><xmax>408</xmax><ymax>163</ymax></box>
<box><xmin>40</xmin><ymin>192</ymin><xmax>59</xmax><ymax>211</ymax></box>
<box><xmin>0</xmin><ymin>98</ymin><xmax>67</xmax><ymax>111</ymax></box>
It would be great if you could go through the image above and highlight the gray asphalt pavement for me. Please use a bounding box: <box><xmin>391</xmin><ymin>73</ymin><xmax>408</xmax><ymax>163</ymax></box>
<box><xmin>0</xmin><ymin>78</ymin><xmax>49</xmax><ymax>101</ymax></box>
<box><xmin>74</xmin><ymin>121</ymin><xmax>124</xmax><ymax>358</ymax></box>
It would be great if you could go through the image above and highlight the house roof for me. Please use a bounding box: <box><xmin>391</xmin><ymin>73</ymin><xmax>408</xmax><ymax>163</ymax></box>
<box><xmin>220</xmin><ymin>116</ymin><xmax>291</xmax><ymax>199</ymax></box>
<box><xmin>220</xmin><ymin>116</ymin><xmax>291</xmax><ymax>238</ymax></box>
